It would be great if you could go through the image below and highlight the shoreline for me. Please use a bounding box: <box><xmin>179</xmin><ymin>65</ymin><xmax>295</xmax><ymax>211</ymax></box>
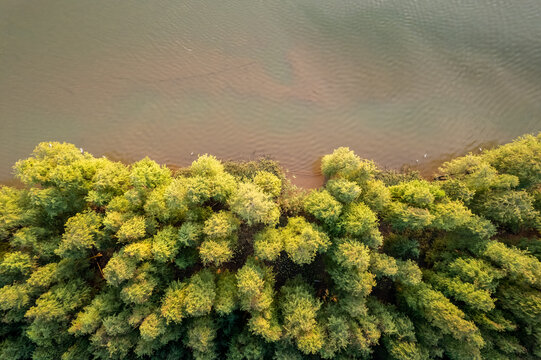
<box><xmin>0</xmin><ymin>149</ymin><xmax>483</xmax><ymax>190</ymax></box>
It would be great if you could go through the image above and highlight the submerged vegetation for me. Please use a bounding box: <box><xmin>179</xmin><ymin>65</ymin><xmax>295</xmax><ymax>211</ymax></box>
<box><xmin>0</xmin><ymin>134</ymin><xmax>540</xmax><ymax>359</ymax></box>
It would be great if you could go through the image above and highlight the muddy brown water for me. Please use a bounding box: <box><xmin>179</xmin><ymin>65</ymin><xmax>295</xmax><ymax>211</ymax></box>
<box><xmin>1</xmin><ymin>1</ymin><xmax>540</xmax><ymax>188</ymax></box>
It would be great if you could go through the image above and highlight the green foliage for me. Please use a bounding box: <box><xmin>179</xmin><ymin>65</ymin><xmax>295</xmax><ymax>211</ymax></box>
<box><xmin>386</xmin><ymin>202</ymin><xmax>434</xmax><ymax>232</ymax></box>
<box><xmin>0</xmin><ymin>283</ymin><xmax>30</xmax><ymax>311</ymax></box>
<box><xmin>304</xmin><ymin>189</ymin><xmax>342</xmax><ymax>225</ymax></box>
<box><xmin>177</xmin><ymin>221</ymin><xmax>203</xmax><ymax>247</ymax></box>
<box><xmin>329</xmin><ymin>264</ymin><xmax>375</xmax><ymax>297</ymax></box>
<box><xmin>497</xmin><ymin>285</ymin><xmax>541</xmax><ymax>328</ymax></box>
<box><xmin>227</xmin><ymin>329</ymin><xmax>267</xmax><ymax>360</ymax></box>
<box><xmin>162</xmin><ymin>178</ymin><xmax>190</xmax><ymax>216</ymax></box>
<box><xmin>326</xmin><ymin>178</ymin><xmax>362</xmax><ymax>204</ymax></box>
<box><xmin>214</xmin><ymin>270</ymin><xmax>237</xmax><ymax>315</ymax></box>
<box><xmin>152</xmin><ymin>226</ymin><xmax>180</xmax><ymax>262</ymax></box>
<box><xmin>139</xmin><ymin>313</ymin><xmax>166</xmax><ymax>341</ymax></box>
<box><xmin>190</xmin><ymin>154</ymin><xmax>224</xmax><ymax>177</ymax></box>
<box><xmin>120</xmin><ymin>268</ymin><xmax>157</xmax><ymax>305</ymax></box>
<box><xmin>402</xmin><ymin>283</ymin><xmax>484</xmax><ymax>350</ymax></box>
<box><xmin>253</xmin><ymin>227</ymin><xmax>283</xmax><ymax>261</ymax></box>
<box><xmin>203</xmin><ymin>211</ymin><xmax>240</xmax><ymax>240</ymax></box>
<box><xmin>321</xmin><ymin>147</ymin><xmax>361</xmax><ymax>179</ymax></box>
<box><xmin>186</xmin><ymin>155</ymin><xmax>238</xmax><ymax>205</ymax></box>
<box><xmin>358</xmin><ymin>179</ymin><xmax>392</xmax><ymax>215</ymax></box>
<box><xmin>129</xmin><ymin>157</ymin><xmax>171</xmax><ymax>191</ymax></box>
<box><xmin>395</xmin><ymin>260</ymin><xmax>423</xmax><ymax>286</ymax></box>
<box><xmin>483</xmin><ymin>133</ymin><xmax>541</xmax><ymax>188</ymax></box>
<box><xmin>144</xmin><ymin>185</ymin><xmax>180</xmax><ymax>223</ymax></box>
<box><xmin>26</xmin><ymin>279</ymin><xmax>91</xmax><ymax>325</ymax></box>
<box><xmin>477</xmin><ymin>190</ymin><xmax>539</xmax><ymax>231</ymax></box>
<box><xmin>13</xmin><ymin>142</ymin><xmax>95</xmax><ymax>190</ymax></box>
<box><xmin>103</xmin><ymin>253</ymin><xmax>137</xmax><ymax>286</ymax></box>
<box><xmin>253</xmin><ymin>171</ymin><xmax>282</xmax><ymax>198</ymax></box>
<box><xmin>1</xmin><ymin>136</ymin><xmax>540</xmax><ymax>359</ymax></box>
<box><xmin>321</xmin><ymin>147</ymin><xmax>377</xmax><ymax>182</ymax></box>
<box><xmin>430</xmin><ymin>200</ymin><xmax>473</xmax><ymax>231</ymax></box>
<box><xmin>446</xmin><ymin>257</ymin><xmax>502</xmax><ymax>291</ymax></box>
<box><xmin>440</xmin><ymin>179</ymin><xmax>475</xmax><ymax>204</ymax></box>
<box><xmin>390</xmin><ymin>180</ymin><xmax>445</xmax><ymax>209</ymax></box>
<box><xmin>27</xmin><ymin>263</ymin><xmax>59</xmax><ymax>289</ymax></box>
<box><xmin>424</xmin><ymin>271</ymin><xmax>495</xmax><ymax>312</ymax></box>
<box><xmin>185</xmin><ymin>316</ymin><xmax>218</xmax><ymax>360</ymax></box>
<box><xmin>123</xmin><ymin>239</ymin><xmax>153</xmax><ymax>262</ymax></box>
<box><xmin>382</xmin><ymin>234</ymin><xmax>420</xmax><ymax>260</ymax></box>
<box><xmin>69</xmin><ymin>291</ymin><xmax>119</xmax><ymax>335</ymax></box>
<box><xmin>370</xmin><ymin>252</ymin><xmax>398</xmax><ymax>278</ymax></box>
<box><xmin>280</xmin><ymin>279</ymin><xmax>323</xmax><ymax>355</ymax></box>
<box><xmin>332</xmin><ymin>239</ymin><xmax>371</xmax><ymax>271</ymax></box>
<box><xmin>0</xmin><ymin>336</ymin><xmax>33</xmax><ymax>360</ymax></box>
<box><xmin>0</xmin><ymin>187</ymin><xmax>24</xmax><ymax>241</ymax></box>
<box><xmin>0</xmin><ymin>251</ymin><xmax>33</xmax><ymax>284</ymax></box>
<box><xmin>339</xmin><ymin>202</ymin><xmax>379</xmax><ymax>239</ymax></box>
<box><xmin>55</xmin><ymin>211</ymin><xmax>102</xmax><ymax>258</ymax></box>
<box><xmin>199</xmin><ymin>238</ymin><xmax>235</xmax><ymax>266</ymax></box>
<box><xmin>161</xmin><ymin>270</ymin><xmax>216</xmax><ymax>323</ymax></box>
<box><xmin>328</xmin><ymin>240</ymin><xmax>376</xmax><ymax>298</ymax></box>
<box><xmin>87</xmin><ymin>160</ymin><xmax>130</xmax><ymax>207</ymax></box>
<box><xmin>116</xmin><ymin>216</ymin><xmax>146</xmax><ymax>243</ymax></box>
<box><xmin>483</xmin><ymin>241</ymin><xmax>541</xmax><ymax>287</ymax></box>
<box><xmin>199</xmin><ymin>212</ymin><xmax>239</xmax><ymax>266</ymax></box>
<box><xmin>367</xmin><ymin>299</ymin><xmax>421</xmax><ymax>360</ymax></box>
<box><xmin>229</xmin><ymin>182</ymin><xmax>279</xmax><ymax>226</ymax></box>
<box><xmin>236</xmin><ymin>259</ymin><xmax>274</xmax><ymax>312</ymax></box>
<box><xmin>281</xmin><ymin>217</ymin><xmax>330</xmax><ymax>265</ymax></box>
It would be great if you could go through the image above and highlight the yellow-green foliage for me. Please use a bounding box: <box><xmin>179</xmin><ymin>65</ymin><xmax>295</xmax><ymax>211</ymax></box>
<box><xmin>185</xmin><ymin>316</ymin><xmax>218</xmax><ymax>360</ymax></box>
<box><xmin>161</xmin><ymin>270</ymin><xmax>216</xmax><ymax>323</ymax></box>
<box><xmin>340</xmin><ymin>202</ymin><xmax>378</xmax><ymax>237</ymax></box>
<box><xmin>321</xmin><ymin>147</ymin><xmax>378</xmax><ymax>182</ymax></box>
<box><xmin>103</xmin><ymin>253</ymin><xmax>137</xmax><ymax>286</ymax></box>
<box><xmin>0</xmin><ymin>187</ymin><xmax>24</xmax><ymax>241</ymax></box>
<box><xmin>129</xmin><ymin>157</ymin><xmax>171</xmax><ymax>191</ymax></box>
<box><xmin>0</xmin><ymin>136</ymin><xmax>540</xmax><ymax>359</ymax></box>
<box><xmin>0</xmin><ymin>251</ymin><xmax>33</xmax><ymax>280</ymax></box>
<box><xmin>203</xmin><ymin>211</ymin><xmax>240</xmax><ymax>240</ymax></box>
<box><xmin>333</xmin><ymin>239</ymin><xmax>371</xmax><ymax>271</ymax></box>
<box><xmin>199</xmin><ymin>238</ymin><xmax>235</xmax><ymax>266</ymax></box>
<box><xmin>87</xmin><ymin>160</ymin><xmax>130</xmax><ymax>207</ymax></box>
<box><xmin>228</xmin><ymin>182</ymin><xmax>280</xmax><ymax>226</ymax></box>
<box><xmin>280</xmin><ymin>280</ymin><xmax>324</xmax><ymax>355</ymax></box>
<box><xmin>304</xmin><ymin>189</ymin><xmax>342</xmax><ymax>225</ymax></box>
<box><xmin>483</xmin><ymin>241</ymin><xmax>541</xmax><ymax>287</ymax></box>
<box><xmin>402</xmin><ymin>283</ymin><xmax>484</xmax><ymax>349</ymax></box>
<box><xmin>253</xmin><ymin>227</ymin><xmax>283</xmax><ymax>261</ymax></box>
<box><xmin>123</xmin><ymin>239</ymin><xmax>153</xmax><ymax>262</ymax></box>
<box><xmin>214</xmin><ymin>270</ymin><xmax>237</xmax><ymax>315</ymax></box>
<box><xmin>139</xmin><ymin>312</ymin><xmax>166</xmax><ymax>341</ymax></box>
<box><xmin>200</xmin><ymin>211</ymin><xmax>239</xmax><ymax>266</ymax></box>
<box><xmin>253</xmin><ymin>171</ymin><xmax>282</xmax><ymax>198</ymax></box>
<box><xmin>56</xmin><ymin>211</ymin><xmax>102</xmax><ymax>258</ymax></box>
<box><xmin>116</xmin><ymin>216</ymin><xmax>146</xmax><ymax>243</ymax></box>
<box><xmin>281</xmin><ymin>217</ymin><xmax>330</xmax><ymax>265</ymax></box>
<box><xmin>326</xmin><ymin>178</ymin><xmax>362</xmax><ymax>204</ymax></box>
<box><xmin>390</xmin><ymin>180</ymin><xmax>445</xmax><ymax>209</ymax></box>
<box><xmin>120</xmin><ymin>268</ymin><xmax>157</xmax><ymax>305</ymax></box>
<box><xmin>483</xmin><ymin>133</ymin><xmax>541</xmax><ymax>188</ymax></box>
<box><xmin>190</xmin><ymin>154</ymin><xmax>224</xmax><ymax>177</ymax></box>
<box><xmin>236</xmin><ymin>259</ymin><xmax>274</xmax><ymax>312</ymax></box>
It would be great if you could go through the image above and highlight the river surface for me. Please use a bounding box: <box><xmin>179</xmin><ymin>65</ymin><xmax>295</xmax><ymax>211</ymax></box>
<box><xmin>1</xmin><ymin>1</ymin><xmax>541</xmax><ymax>187</ymax></box>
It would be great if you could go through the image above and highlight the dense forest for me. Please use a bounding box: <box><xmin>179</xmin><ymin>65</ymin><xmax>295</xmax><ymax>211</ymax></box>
<box><xmin>0</xmin><ymin>134</ymin><xmax>540</xmax><ymax>360</ymax></box>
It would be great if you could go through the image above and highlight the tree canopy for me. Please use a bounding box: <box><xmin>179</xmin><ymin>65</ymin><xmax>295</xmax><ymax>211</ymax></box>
<box><xmin>0</xmin><ymin>134</ymin><xmax>540</xmax><ymax>359</ymax></box>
